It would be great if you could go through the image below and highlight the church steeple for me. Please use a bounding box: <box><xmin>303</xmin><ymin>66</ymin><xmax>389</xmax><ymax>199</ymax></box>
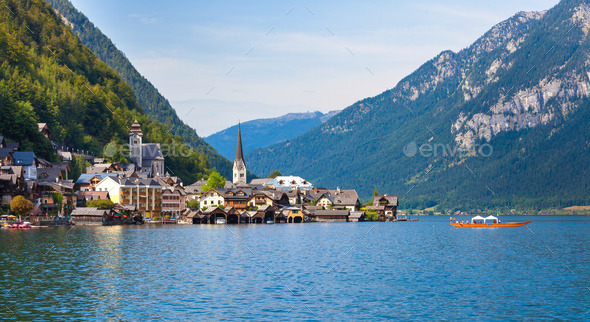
<box><xmin>236</xmin><ymin>122</ymin><xmax>244</xmax><ymax>163</ymax></box>
<box><xmin>233</xmin><ymin>123</ymin><xmax>247</xmax><ymax>184</ymax></box>
<box><xmin>129</xmin><ymin>119</ymin><xmax>143</xmax><ymax>169</ymax></box>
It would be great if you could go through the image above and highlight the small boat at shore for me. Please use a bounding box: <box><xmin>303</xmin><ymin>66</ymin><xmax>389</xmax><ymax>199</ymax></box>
<box><xmin>450</xmin><ymin>215</ymin><xmax>531</xmax><ymax>228</ymax></box>
<box><xmin>6</xmin><ymin>222</ymin><xmax>32</xmax><ymax>229</ymax></box>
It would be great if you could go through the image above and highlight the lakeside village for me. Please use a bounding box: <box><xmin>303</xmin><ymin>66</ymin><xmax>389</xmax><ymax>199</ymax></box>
<box><xmin>0</xmin><ymin>121</ymin><xmax>405</xmax><ymax>227</ymax></box>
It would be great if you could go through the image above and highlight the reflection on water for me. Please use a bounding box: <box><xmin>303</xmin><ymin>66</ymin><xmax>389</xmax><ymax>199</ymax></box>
<box><xmin>0</xmin><ymin>216</ymin><xmax>588</xmax><ymax>320</ymax></box>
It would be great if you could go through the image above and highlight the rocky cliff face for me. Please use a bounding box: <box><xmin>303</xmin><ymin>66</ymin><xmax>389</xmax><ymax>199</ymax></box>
<box><xmin>452</xmin><ymin>3</ymin><xmax>590</xmax><ymax>150</ymax></box>
<box><xmin>454</xmin><ymin>72</ymin><xmax>590</xmax><ymax>149</ymax></box>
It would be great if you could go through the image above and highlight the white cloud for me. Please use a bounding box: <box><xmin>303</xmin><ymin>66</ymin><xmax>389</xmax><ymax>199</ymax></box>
<box><xmin>128</xmin><ymin>13</ymin><xmax>159</xmax><ymax>24</ymax></box>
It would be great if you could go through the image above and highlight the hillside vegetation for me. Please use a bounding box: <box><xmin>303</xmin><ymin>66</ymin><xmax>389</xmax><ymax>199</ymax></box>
<box><xmin>0</xmin><ymin>0</ymin><xmax>209</xmax><ymax>182</ymax></box>
<box><xmin>45</xmin><ymin>0</ymin><xmax>234</xmax><ymax>179</ymax></box>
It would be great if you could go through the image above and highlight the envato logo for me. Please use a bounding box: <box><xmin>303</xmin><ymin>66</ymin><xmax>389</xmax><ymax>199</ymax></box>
<box><xmin>103</xmin><ymin>142</ymin><xmax>196</xmax><ymax>158</ymax></box>
<box><xmin>403</xmin><ymin>141</ymin><xmax>493</xmax><ymax>158</ymax></box>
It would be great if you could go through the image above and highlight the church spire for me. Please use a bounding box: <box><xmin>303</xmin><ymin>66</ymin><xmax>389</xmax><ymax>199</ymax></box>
<box><xmin>235</xmin><ymin>122</ymin><xmax>244</xmax><ymax>163</ymax></box>
<box><xmin>233</xmin><ymin>122</ymin><xmax>247</xmax><ymax>184</ymax></box>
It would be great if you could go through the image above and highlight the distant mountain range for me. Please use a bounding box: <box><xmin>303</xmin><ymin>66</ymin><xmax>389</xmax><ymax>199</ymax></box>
<box><xmin>45</xmin><ymin>0</ymin><xmax>234</xmax><ymax>179</ymax></box>
<box><xmin>204</xmin><ymin>111</ymin><xmax>339</xmax><ymax>161</ymax></box>
<box><xmin>248</xmin><ymin>0</ymin><xmax>590</xmax><ymax>210</ymax></box>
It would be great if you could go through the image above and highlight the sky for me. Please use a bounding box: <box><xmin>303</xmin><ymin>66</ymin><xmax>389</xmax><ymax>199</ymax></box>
<box><xmin>68</xmin><ymin>0</ymin><xmax>560</xmax><ymax>137</ymax></box>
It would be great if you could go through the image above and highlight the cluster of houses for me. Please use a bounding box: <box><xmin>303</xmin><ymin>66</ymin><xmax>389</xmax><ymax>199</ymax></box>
<box><xmin>0</xmin><ymin>121</ymin><xmax>399</xmax><ymax>225</ymax></box>
<box><xmin>0</xmin><ymin>124</ymin><xmax>78</xmax><ymax>219</ymax></box>
<box><xmin>179</xmin><ymin>124</ymin><xmax>399</xmax><ymax>225</ymax></box>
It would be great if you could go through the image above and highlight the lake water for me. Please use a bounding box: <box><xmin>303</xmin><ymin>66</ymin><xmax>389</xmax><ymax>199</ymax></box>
<box><xmin>0</xmin><ymin>215</ymin><xmax>588</xmax><ymax>320</ymax></box>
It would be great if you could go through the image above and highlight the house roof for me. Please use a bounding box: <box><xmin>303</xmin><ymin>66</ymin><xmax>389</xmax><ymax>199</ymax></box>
<box><xmin>75</xmin><ymin>173</ymin><xmax>118</xmax><ymax>184</ymax></box>
<box><xmin>268</xmin><ymin>176</ymin><xmax>313</xmax><ymax>189</ymax></box>
<box><xmin>224</xmin><ymin>188</ymin><xmax>253</xmax><ymax>199</ymax></box>
<box><xmin>57</xmin><ymin>151</ymin><xmax>73</xmax><ymax>161</ymax></box>
<box><xmin>284</xmin><ymin>189</ymin><xmax>299</xmax><ymax>197</ymax></box>
<box><xmin>314</xmin><ymin>210</ymin><xmax>350</xmax><ymax>217</ymax></box>
<box><xmin>234</xmin><ymin>181</ymin><xmax>249</xmax><ymax>189</ymax></box>
<box><xmin>9</xmin><ymin>166</ymin><xmax>22</xmax><ymax>176</ymax></box>
<box><xmin>5</xmin><ymin>142</ymin><xmax>19</xmax><ymax>150</ymax></box>
<box><xmin>250</xmin><ymin>178</ymin><xmax>272</xmax><ymax>186</ymax></box>
<box><xmin>13</xmin><ymin>151</ymin><xmax>36</xmax><ymax>166</ymax></box>
<box><xmin>118</xmin><ymin>177</ymin><xmax>162</xmax><ymax>187</ymax></box>
<box><xmin>0</xmin><ymin>148</ymin><xmax>13</xmax><ymax>158</ymax></box>
<box><xmin>86</xmin><ymin>165</ymin><xmax>107</xmax><ymax>174</ymax></box>
<box><xmin>142</xmin><ymin>143</ymin><xmax>164</xmax><ymax>160</ymax></box>
<box><xmin>114</xmin><ymin>204</ymin><xmax>137</xmax><ymax>211</ymax></box>
<box><xmin>37</xmin><ymin>180</ymin><xmax>67</xmax><ymax>193</ymax></box>
<box><xmin>163</xmin><ymin>186</ymin><xmax>187</xmax><ymax>195</ymax></box>
<box><xmin>257</xmin><ymin>204</ymin><xmax>274</xmax><ymax>212</ymax></box>
<box><xmin>36</xmin><ymin>158</ymin><xmax>52</xmax><ymax>167</ymax></box>
<box><xmin>77</xmin><ymin>191</ymin><xmax>110</xmax><ymax>201</ymax></box>
<box><xmin>49</xmin><ymin>180</ymin><xmax>75</xmax><ymax>192</ymax></box>
<box><xmin>37</xmin><ymin>167</ymin><xmax>62</xmax><ymax>182</ymax></box>
<box><xmin>372</xmin><ymin>195</ymin><xmax>399</xmax><ymax>207</ymax></box>
<box><xmin>318</xmin><ymin>195</ymin><xmax>335</xmax><ymax>203</ymax></box>
<box><xmin>188</xmin><ymin>180</ymin><xmax>207</xmax><ymax>186</ymax></box>
<box><xmin>184</xmin><ymin>185</ymin><xmax>202</xmax><ymax>194</ymax></box>
<box><xmin>203</xmin><ymin>206</ymin><xmax>226</xmax><ymax>215</ymax></box>
<box><xmin>333</xmin><ymin>190</ymin><xmax>359</xmax><ymax>206</ymax></box>
<box><xmin>0</xmin><ymin>174</ymin><xmax>18</xmax><ymax>185</ymax></box>
<box><xmin>186</xmin><ymin>209</ymin><xmax>200</xmax><ymax>219</ymax></box>
<box><xmin>154</xmin><ymin>175</ymin><xmax>184</xmax><ymax>190</ymax></box>
<box><xmin>51</xmin><ymin>162</ymin><xmax>70</xmax><ymax>172</ymax></box>
<box><xmin>70</xmin><ymin>207</ymin><xmax>108</xmax><ymax>217</ymax></box>
<box><xmin>349</xmin><ymin>211</ymin><xmax>365</xmax><ymax>219</ymax></box>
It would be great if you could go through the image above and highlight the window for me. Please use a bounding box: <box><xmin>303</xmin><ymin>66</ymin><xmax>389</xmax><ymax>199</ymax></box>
<box><xmin>240</xmin><ymin>174</ymin><xmax>244</xmax><ymax>177</ymax></box>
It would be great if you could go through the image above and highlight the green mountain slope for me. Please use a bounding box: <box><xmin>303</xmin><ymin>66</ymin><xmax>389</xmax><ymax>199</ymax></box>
<box><xmin>204</xmin><ymin>111</ymin><xmax>339</xmax><ymax>160</ymax></box>
<box><xmin>45</xmin><ymin>0</ymin><xmax>233</xmax><ymax>179</ymax></box>
<box><xmin>248</xmin><ymin>0</ymin><xmax>590</xmax><ymax>210</ymax></box>
<box><xmin>0</xmin><ymin>0</ymin><xmax>209</xmax><ymax>182</ymax></box>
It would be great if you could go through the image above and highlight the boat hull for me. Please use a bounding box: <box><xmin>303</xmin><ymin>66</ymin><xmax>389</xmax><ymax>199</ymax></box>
<box><xmin>451</xmin><ymin>221</ymin><xmax>532</xmax><ymax>228</ymax></box>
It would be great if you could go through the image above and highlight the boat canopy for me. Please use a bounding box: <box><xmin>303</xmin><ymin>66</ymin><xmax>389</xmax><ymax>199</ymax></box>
<box><xmin>470</xmin><ymin>215</ymin><xmax>485</xmax><ymax>224</ymax></box>
<box><xmin>484</xmin><ymin>215</ymin><xmax>499</xmax><ymax>223</ymax></box>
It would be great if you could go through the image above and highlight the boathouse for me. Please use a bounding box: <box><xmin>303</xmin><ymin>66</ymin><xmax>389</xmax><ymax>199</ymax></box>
<box><xmin>203</xmin><ymin>207</ymin><xmax>228</xmax><ymax>224</ymax></box>
<box><xmin>70</xmin><ymin>207</ymin><xmax>108</xmax><ymax>224</ymax></box>
<box><xmin>313</xmin><ymin>210</ymin><xmax>350</xmax><ymax>222</ymax></box>
<box><xmin>283</xmin><ymin>206</ymin><xmax>304</xmax><ymax>223</ymax></box>
<box><xmin>349</xmin><ymin>211</ymin><xmax>366</xmax><ymax>222</ymax></box>
<box><xmin>226</xmin><ymin>207</ymin><xmax>240</xmax><ymax>224</ymax></box>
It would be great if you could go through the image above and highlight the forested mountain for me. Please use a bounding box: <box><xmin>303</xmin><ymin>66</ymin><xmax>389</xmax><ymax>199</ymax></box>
<box><xmin>45</xmin><ymin>0</ymin><xmax>234</xmax><ymax>179</ymax></box>
<box><xmin>248</xmin><ymin>0</ymin><xmax>590</xmax><ymax>210</ymax></box>
<box><xmin>205</xmin><ymin>111</ymin><xmax>339</xmax><ymax>160</ymax></box>
<box><xmin>0</xmin><ymin>0</ymin><xmax>209</xmax><ymax>182</ymax></box>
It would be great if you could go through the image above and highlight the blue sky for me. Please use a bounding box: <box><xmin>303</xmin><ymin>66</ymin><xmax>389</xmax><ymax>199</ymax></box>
<box><xmin>69</xmin><ymin>0</ymin><xmax>559</xmax><ymax>136</ymax></box>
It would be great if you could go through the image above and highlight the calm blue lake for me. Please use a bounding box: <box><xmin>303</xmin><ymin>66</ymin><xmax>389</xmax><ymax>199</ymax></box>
<box><xmin>0</xmin><ymin>215</ymin><xmax>588</xmax><ymax>320</ymax></box>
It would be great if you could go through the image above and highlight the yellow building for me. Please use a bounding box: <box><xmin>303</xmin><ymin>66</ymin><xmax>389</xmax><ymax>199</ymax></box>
<box><xmin>96</xmin><ymin>177</ymin><xmax>162</xmax><ymax>218</ymax></box>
